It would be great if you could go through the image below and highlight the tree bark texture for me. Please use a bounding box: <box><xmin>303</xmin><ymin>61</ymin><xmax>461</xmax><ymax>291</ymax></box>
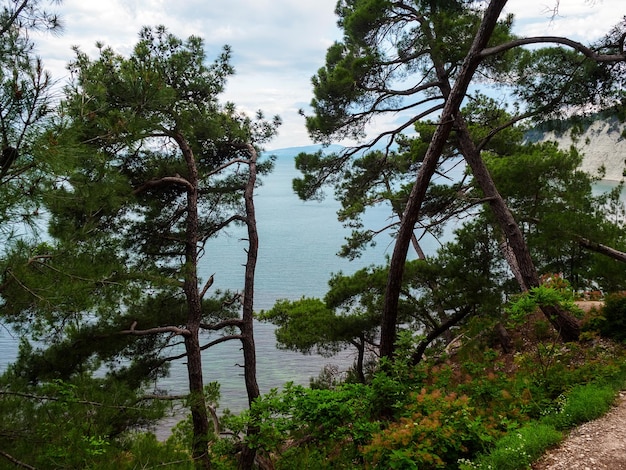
<box><xmin>176</xmin><ymin>132</ymin><xmax>211</xmax><ymax>469</ymax></box>
<box><xmin>381</xmin><ymin>0</ymin><xmax>509</xmax><ymax>359</ymax></box>
<box><xmin>238</xmin><ymin>144</ymin><xmax>261</xmax><ymax>470</ymax></box>
<box><xmin>578</xmin><ymin>237</ymin><xmax>626</xmax><ymax>264</ymax></box>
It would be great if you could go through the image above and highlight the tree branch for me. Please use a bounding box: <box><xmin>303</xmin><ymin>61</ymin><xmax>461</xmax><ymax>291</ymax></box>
<box><xmin>411</xmin><ymin>305</ymin><xmax>472</xmax><ymax>365</ymax></box>
<box><xmin>132</xmin><ymin>175</ymin><xmax>194</xmax><ymax>194</ymax></box>
<box><xmin>120</xmin><ymin>321</ymin><xmax>191</xmax><ymax>337</ymax></box>
<box><xmin>206</xmin><ymin>157</ymin><xmax>251</xmax><ymax>177</ymax></box>
<box><xmin>200</xmin><ymin>318</ymin><xmax>244</xmax><ymax>330</ymax></box>
<box><xmin>199</xmin><ymin>273</ymin><xmax>214</xmax><ymax>300</ymax></box>
<box><xmin>199</xmin><ymin>334</ymin><xmax>244</xmax><ymax>351</ymax></box>
<box><xmin>0</xmin><ymin>389</ymin><xmax>165</xmax><ymax>411</ymax></box>
<box><xmin>578</xmin><ymin>237</ymin><xmax>626</xmax><ymax>263</ymax></box>
<box><xmin>343</xmin><ymin>102</ymin><xmax>445</xmax><ymax>159</ymax></box>
<box><xmin>480</xmin><ymin>36</ymin><xmax>626</xmax><ymax>63</ymax></box>
<box><xmin>0</xmin><ymin>0</ymin><xmax>29</xmax><ymax>36</ymax></box>
<box><xmin>0</xmin><ymin>450</ymin><xmax>36</xmax><ymax>470</ymax></box>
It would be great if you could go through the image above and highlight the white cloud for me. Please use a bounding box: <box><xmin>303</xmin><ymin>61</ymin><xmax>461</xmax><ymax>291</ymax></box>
<box><xmin>504</xmin><ymin>0</ymin><xmax>624</xmax><ymax>42</ymax></box>
<box><xmin>30</xmin><ymin>0</ymin><xmax>625</xmax><ymax>149</ymax></box>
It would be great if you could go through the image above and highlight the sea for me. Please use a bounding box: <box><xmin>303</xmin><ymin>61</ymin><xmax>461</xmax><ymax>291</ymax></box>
<box><xmin>0</xmin><ymin>147</ymin><xmax>445</xmax><ymax>421</ymax></box>
<box><xmin>0</xmin><ymin>147</ymin><xmax>624</xmax><ymax>435</ymax></box>
<box><xmin>152</xmin><ymin>147</ymin><xmax>451</xmax><ymax>417</ymax></box>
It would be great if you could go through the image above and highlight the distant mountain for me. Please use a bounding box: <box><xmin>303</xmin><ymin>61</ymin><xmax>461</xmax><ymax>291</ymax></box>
<box><xmin>266</xmin><ymin>119</ymin><xmax>626</xmax><ymax>182</ymax></box>
<box><xmin>263</xmin><ymin>144</ymin><xmax>345</xmax><ymax>159</ymax></box>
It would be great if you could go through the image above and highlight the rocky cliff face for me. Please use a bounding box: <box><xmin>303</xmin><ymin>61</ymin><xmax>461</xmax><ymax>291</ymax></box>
<box><xmin>538</xmin><ymin>119</ymin><xmax>626</xmax><ymax>181</ymax></box>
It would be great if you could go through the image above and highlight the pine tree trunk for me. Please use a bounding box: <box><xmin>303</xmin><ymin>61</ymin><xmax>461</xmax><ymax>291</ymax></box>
<box><xmin>455</xmin><ymin>119</ymin><xmax>580</xmax><ymax>342</ymax></box>
<box><xmin>381</xmin><ymin>0</ymin><xmax>509</xmax><ymax>359</ymax></box>
<box><xmin>238</xmin><ymin>144</ymin><xmax>261</xmax><ymax>470</ymax></box>
<box><xmin>177</xmin><ymin>132</ymin><xmax>212</xmax><ymax>469</ymax></box>
<box><xmin>185</xmin><ymin>334</ymin><xmax>211</xmax><ymax>468</ymax></box>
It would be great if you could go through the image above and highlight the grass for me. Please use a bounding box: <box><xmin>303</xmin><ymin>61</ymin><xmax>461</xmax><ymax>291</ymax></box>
<box><xmin>459</xmin><ymin>372</ymin><xmax>626</xmax><ymax>470</ymax></box>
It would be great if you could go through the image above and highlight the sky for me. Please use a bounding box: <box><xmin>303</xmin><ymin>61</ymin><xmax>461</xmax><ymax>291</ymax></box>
<box><xmin>31</xmin><ymin>0</ymin><xmax>626</xmax><ymax>150</ymax></box>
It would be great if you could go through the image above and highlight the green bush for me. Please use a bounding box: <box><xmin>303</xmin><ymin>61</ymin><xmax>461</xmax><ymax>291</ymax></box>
<box><xmin>362</xmin><ymin>388</ymin><xmax>498</xmax><ymax>469</ymax></box>
<box><xmin>100</xmin><ymin>433</ymin><xmax>194</xmax><ymax>469</ymax></box>
<box><xmin>461</xmin><ymin>423</ymin><xmax>562</xmax><ymax>470</ymax></box>
<box><xmin>600</xmin><ymin>293</ymin><xmax>626</xmax><ymax>342</ymax></box>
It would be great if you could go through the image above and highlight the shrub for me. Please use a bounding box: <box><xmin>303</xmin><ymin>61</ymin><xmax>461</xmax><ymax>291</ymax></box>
<box><xmin>599</xmin><ymin>293</ymin><xmax>626</xmax><ymax>342</ymax></box>
<box><xmin>460</xmin><ymin>423</ymin><xmax>562</xmax><ymax>470</ymax></box>
<box><xmin>544</xmin><ymin>383</ymin><xmax>616</xmax><ymax>429</ymax></box>
<box><xmin>362</xmin><ymin>388</ymin><xmax>498</xmax><ymax>469</ymax></box>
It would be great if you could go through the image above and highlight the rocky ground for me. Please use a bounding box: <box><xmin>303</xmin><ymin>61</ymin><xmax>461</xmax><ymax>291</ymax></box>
<box><xmin>533</xmin><ymin>390</ymin><xmax>626</xmax><ymax>470</ymax></box>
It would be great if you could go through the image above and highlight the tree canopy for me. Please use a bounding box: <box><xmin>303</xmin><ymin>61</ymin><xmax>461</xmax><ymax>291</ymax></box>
<box><xmin>0</xmin><ymin>1</ymin><xmax>626</xmax><ymax>468</ymax></box>
<box><xmin>1</xmin><ymin>24</ymin><xmax>280</xmax><ymax>468</ymax></box>
<box><xmin>297</xmin><ymin>0</ymin><xmax>626</xmax><ymax>357</ymax></box>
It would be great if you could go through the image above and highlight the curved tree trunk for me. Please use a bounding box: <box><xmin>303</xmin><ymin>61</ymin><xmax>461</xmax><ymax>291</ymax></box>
<box><xmin>380</xmin><ymin>0</ymin><xmax>509</xmax><ymax>359</ymax></box>
<box><xmin>238</xmin><ymin>144</ymin><xmax>261</xmax><ymax>470</ymax></box>
<box><xmin>454</xmin><ymin>118</ymin><xmax>580</xmax><ymax>341</ymax></box>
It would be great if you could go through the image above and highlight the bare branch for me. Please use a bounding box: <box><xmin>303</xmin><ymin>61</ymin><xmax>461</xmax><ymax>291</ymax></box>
<box><xmin>199</xmin><ymin>273</ymin><xmax>214</xmax><ymax>299</ymax></box>
<box><xmin>578</xmin><ymin>237</ymin><xmax>626</xmax><ymax>263</ymax></box>
<box><xmin>198</xmin><ymin>214</ymin><xmax>243</xmax><ymax>242</ymax></box>
<box><xmin>132</xmin><ymin>175</ymin><xmax>194</xmax><ymax>194</ymax></box>
<box><xmin>206</xmin><ymin>158</ymin><xmax>251</xmax><ymax>178</ymax></box>
<box><xmin>200</xmin><ymin>318</ymin><xmax>244</xmax><ymax>330</ymax></box>
<box><xmin>411</xmin><ymin>305</ymin><xmax>472</xmax><ymax>365</ymax></box>
<box><xmin>344</xmin><ymin>103</ymin><xmax>445</xmax><ymax>158</ymax></box>
<box><xmin>0</xmin><ymin>450</ymin><xmax>36</xmax><ymax>470</ymax></box>
<box><xmin>199</xmin><ymin>334</ymin><xmax>244</xmax><ymax>351</ymax></box>
<box><xmin>0</xmin><ymin>389</ymin><xmax>163</xmax><ymax>411</ymax></box>
<box><xmin>481</xmin><ymin>36</ymin><xmax>626</xmax><ymax>62</ymax></box>
<box><xmin>139</xmin><ymin>394</ymin><xmax>188</xmax><ymax>401</ymax></box>
<box><xmin>120</xmin><ymin>321</ymin><xmax>191</xmax><ymax>337</ymax></box>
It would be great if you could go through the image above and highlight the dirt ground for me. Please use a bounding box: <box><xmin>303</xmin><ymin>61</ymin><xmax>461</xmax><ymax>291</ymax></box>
<box><xmin>532</xmin><ymin>390</ymin><xmax>626</xmax><ymax>469</ymax></box>
<box><xmin>532</xmin><ymin>300</ymin><xmax>626</xmax><ymax>469</ymax></box>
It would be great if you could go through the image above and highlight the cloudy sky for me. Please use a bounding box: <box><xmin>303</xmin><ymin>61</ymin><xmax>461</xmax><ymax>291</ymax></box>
<box><xmin>32</xmin><ymin>0</ymin><xmax>625</xmax><ymax>150</ymax></box>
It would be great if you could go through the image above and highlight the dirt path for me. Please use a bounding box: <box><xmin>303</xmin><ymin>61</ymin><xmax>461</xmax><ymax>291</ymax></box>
<box><xmin>533</xmin><ymin>391</ymin><xmax>626</xmax><ymax>469</ymax></box>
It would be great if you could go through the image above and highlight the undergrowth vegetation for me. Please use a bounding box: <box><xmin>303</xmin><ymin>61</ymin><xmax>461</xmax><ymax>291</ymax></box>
<box><xmin>3</xmin><ymin>289</ymin><xmax>626</xmax><ymax>469</ymax></box>
<box><xmin>197</xmin><ymin>289</ymin><xmax>624</xmax><ymax>469</ymax></box>
<box><xmin>149</xmin><ymin>289</ymin><xmax>626</xmax><ymax>469</ymax></box>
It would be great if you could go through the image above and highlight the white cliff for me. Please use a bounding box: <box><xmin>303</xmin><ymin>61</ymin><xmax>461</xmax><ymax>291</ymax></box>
<box><xmin>539</xmin><ymin>119</ymin><xmax>626</xmax><ymax>181</ymax></box>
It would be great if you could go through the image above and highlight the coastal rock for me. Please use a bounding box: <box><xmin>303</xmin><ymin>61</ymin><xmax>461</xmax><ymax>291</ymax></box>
<box><xmin>539</xmin><ymin>119</ymin><xmax>626</xmax><ymax>181</ymax></box>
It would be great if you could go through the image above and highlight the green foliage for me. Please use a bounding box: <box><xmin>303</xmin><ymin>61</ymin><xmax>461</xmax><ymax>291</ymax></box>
<box><xmin>507</xmin><ymin>284</ymin><xmax>581</xmax><ymax>325</ymax></box>
<box><xmin>111</xmin><ymin>433</ymin><xmax>194</xmax><ymax>469</ymax></box>
<box><xmin>544</xmin><ymin>383</ymin><xmax>616</xmax><ymax>430</ymax></box>
<box><xmin>486</xmin><ymin>142</ymin><xmax>626</xmax><ymax>292</ymax></box>
<box><xmin>599</xmin><ymin>293</ymin><xmax>626</xmax><ymax>341</ymax></box>
<box><xmin>0</xmin><ymin>373</ymin><xmax>170</xmax><ymax>469</ymax></box>
<box><xmin>0</xmin><ymin>24</ymin><xmax>281</xmax><ymax>467</ymax></box>
<box><xmin>0</xmin><ymin>2</ymin><xmax>60</xmax><ymax>235</ymax></box>
<box><xmin>512</xmin><ymin>46</ymin><xmax>621</xmax><ymax>120</ymax></box>
<box><xmin>461</xmin><ymin>423</ymin><xmax>562</xmax><ymax>470</ymax></box>
<box><xmin>260</xmin><ymin>298</ymin><xmax>345</xmax><ymax>355</ymax></box>
<box><xmin>219</xmin><ymin>382</ymin><xmax>379</xmax><ymax>468</ymax></box>
<box><xmin>200</xmin><ymin>334</ymin><xmax>626</xmax><ymax>469</ymax></box>
<box><xmin>362</xmin><ymin>388</ymin><xmax>497</xmax><ymax>469</ymax></box>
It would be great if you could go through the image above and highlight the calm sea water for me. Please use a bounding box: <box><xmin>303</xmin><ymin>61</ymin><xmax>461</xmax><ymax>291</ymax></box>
<box><xmin>154</xmin><ymin>149</ymin><xmax>447</xmax><ymax>414</ymax></box>
<box><xmin>0</xmin><ymin>149</ymin><xmax>445</xmax><ymax>416</ymax></box>
<box><xmin>0</xmin><ymin>149</ymin><xmax>624</xmax><ymax>423</ymax></box>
